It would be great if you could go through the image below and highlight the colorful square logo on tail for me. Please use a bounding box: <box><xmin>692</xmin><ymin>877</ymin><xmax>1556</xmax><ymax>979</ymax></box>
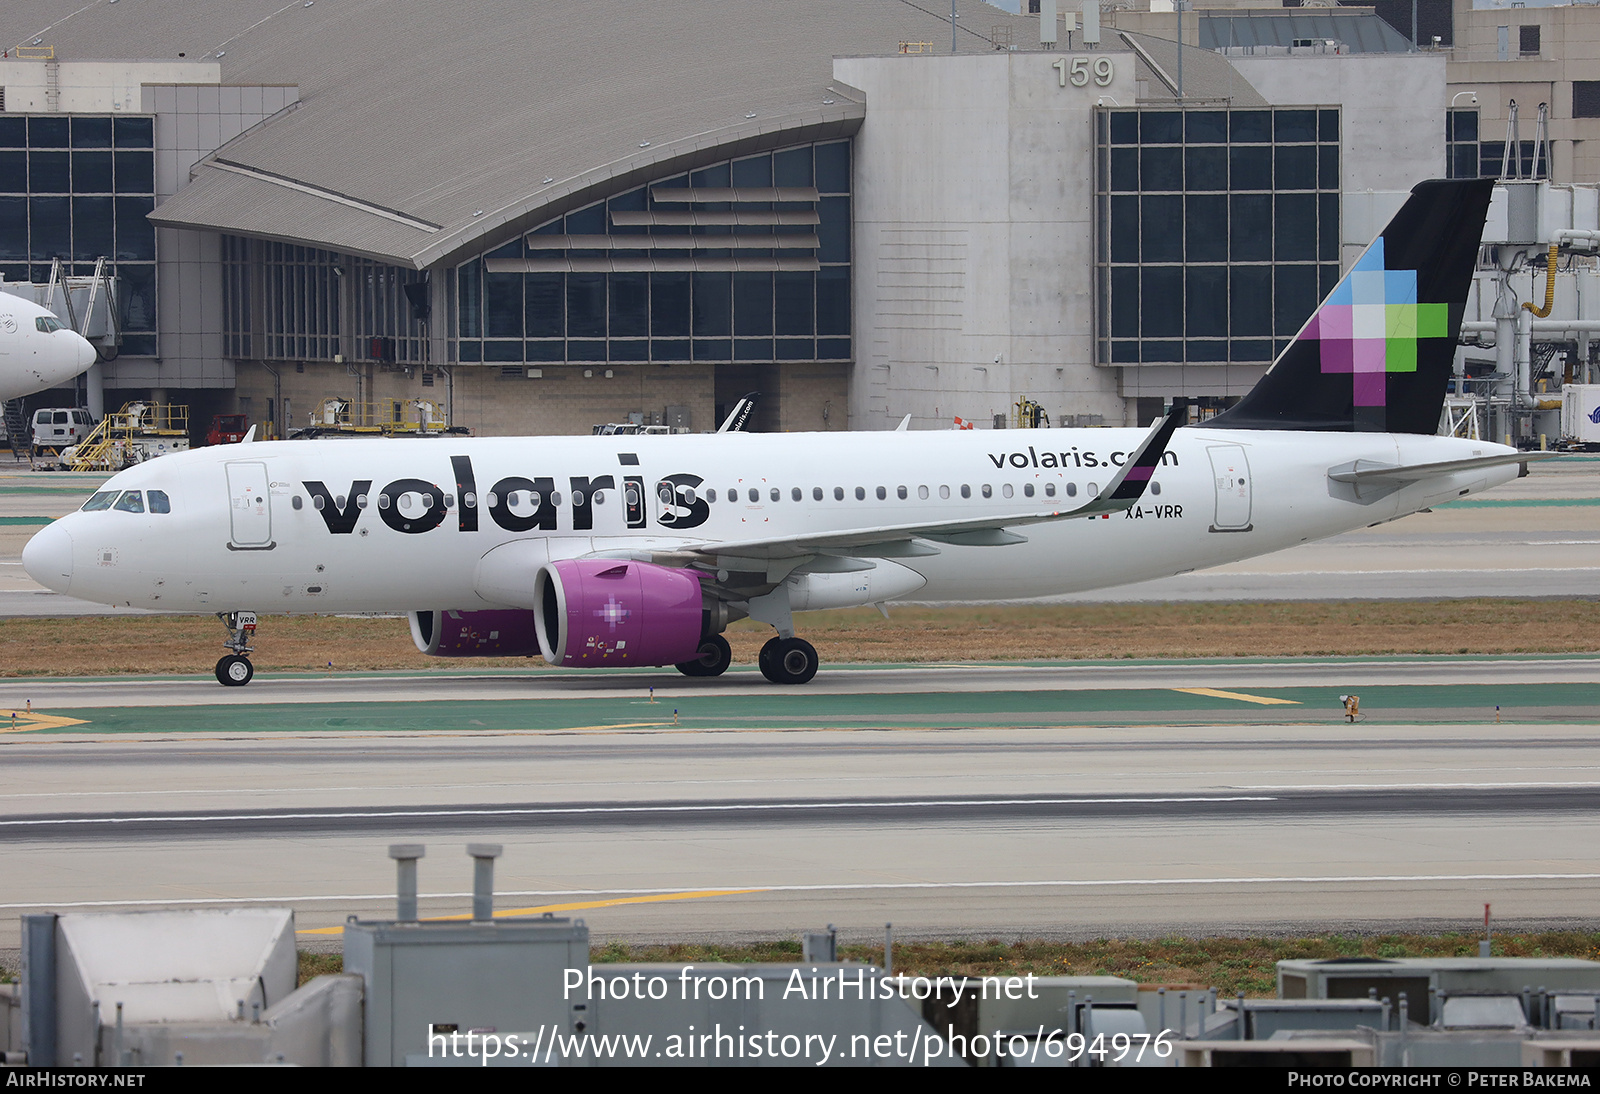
<box><xmin>1298</xmin><ymin>239</ymin><xmax>1450</xmax><ymax>408</ymax></box>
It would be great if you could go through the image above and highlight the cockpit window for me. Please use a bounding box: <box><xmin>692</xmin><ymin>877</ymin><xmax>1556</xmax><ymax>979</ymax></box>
<box><xmin>147</xmin><ymin>490</ymin><xmax>171</xmax><ymax>514</ymax></box>
<box><xmin>35</xmin><ymin>316</ymin><xmax>64</xmax><ymax>333</ymax></box>
<box><xmin>81</xmin><ymin>491</ymin><xmax>117</xmax><ymax>512</ymax></box>
<box><xmin>112</xmin><ymin>490</ymin><xmax>145</xmax><ymax>513</ymax></box>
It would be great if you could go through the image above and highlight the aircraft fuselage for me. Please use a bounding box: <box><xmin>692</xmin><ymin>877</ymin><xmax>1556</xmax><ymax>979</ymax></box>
<box><xmin>25</xmin><ymin>428</ymin><xmax>1517</xmax><ymax>614</ymax></box>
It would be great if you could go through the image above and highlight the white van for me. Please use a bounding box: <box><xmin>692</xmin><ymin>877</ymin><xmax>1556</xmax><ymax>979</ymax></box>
<box><xmin>32</xmin><ymin>408</ymin><xmax>95</xmax><ymax>458</ymax></box>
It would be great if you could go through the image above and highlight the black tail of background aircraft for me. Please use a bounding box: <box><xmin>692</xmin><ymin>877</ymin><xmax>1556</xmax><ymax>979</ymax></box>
<box><xmin>1209</xmin><ymin>177</ymin><xmax>1496</xmax><ymax>435</ymax></box>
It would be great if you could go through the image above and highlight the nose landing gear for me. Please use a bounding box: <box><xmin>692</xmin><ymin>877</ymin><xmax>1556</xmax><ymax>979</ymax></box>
<box><xmin>215</xmin><ymin>610</ymin><xmax>257</xmax><ymax>686</ymax></box>
<box><xmin>216</xmin><ymin>654</ymin><xmax>254</xmax><ymax>686</ymax></box>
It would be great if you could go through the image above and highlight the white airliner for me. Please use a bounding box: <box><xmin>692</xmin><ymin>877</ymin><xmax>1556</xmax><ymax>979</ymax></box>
<box><xmin>23</xmin><ymin>179</ymin><xmax>1538</xmax><ymax>687</ymax></box>
<box><xmin>0</xmin><ymin>291</ymin><xmax>97</xmax><ymax>403</ymax></box>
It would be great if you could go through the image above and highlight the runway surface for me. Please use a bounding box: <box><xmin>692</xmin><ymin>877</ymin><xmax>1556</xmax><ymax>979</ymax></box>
<box><xmin>6</xmin><ymin>786</ymin><xmax>1598</xmax><ymax>839</ymax></box>
<box><xmin>1</xmin><ymin>656</ymin><xmax>1597</xmax><ymax>953</ymax></box>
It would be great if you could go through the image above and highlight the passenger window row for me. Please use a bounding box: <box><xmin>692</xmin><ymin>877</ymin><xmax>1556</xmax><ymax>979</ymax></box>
<box><xmin>692</xmin><ymin>480</ymin><xmax>1115</xmax><ymax>503</ymax></box>
<box><xmin>289</xmin><ymin>477</ymin><xmax>1161</xmax><ymax>515</ymax></box>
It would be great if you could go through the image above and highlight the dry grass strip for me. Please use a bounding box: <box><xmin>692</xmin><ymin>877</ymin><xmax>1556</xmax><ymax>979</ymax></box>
<box><xmin>1</xmin><ymin>599</ymin><xmax>1596</xmax><ymax>677</ymax></box>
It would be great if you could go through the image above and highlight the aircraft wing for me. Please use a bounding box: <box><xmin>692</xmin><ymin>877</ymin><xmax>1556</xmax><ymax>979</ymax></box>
<box><xmin>1327</xmin><ymin>450</ymin><xmax>1558</xmax><ymax>487</ymax></box>
<box><xmin>675</xmin><ymin>404</ymin><xmax>1184</xmax><ymax>563</ymax></box>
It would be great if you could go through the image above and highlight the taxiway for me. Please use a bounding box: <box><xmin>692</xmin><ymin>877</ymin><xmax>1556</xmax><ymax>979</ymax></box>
<box><xmin>0</xmin><ymin>656</ymin><xmax>1595</xmax><ymax>951</ymax></box>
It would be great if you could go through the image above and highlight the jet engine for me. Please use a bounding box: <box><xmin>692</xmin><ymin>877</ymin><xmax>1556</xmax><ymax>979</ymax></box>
<box><xmin>408</xmin><ymin>608</ymin><xmax>542</xmax><ymax>657</ymax></box>
<box><xmin>533</xmin><ymin>558</ymin><xmax>704</xmax><ymax>667</ymax></box>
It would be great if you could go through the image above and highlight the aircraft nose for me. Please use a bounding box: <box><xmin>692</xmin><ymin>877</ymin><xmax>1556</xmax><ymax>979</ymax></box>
<box><xmin>22</xmin><ymin>521</ymin><xmax>73</xmax><ymax>594</ymax></box>
<box><xmin>75</xmin><ymin>333</ymin><xmax>97</xmax><ymax>370</ymax></box>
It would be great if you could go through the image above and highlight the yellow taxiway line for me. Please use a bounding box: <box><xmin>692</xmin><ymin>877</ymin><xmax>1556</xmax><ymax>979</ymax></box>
<box><xmin>2</xmin><ymin>711</ymin><xmax>90</xmax><ymax>733</ymax></box>
<box><xmin>1171</xmin><ymin>687</ymin><xmax>1301</xmax><ymax>706</ymax></box>
<box><xmin>296</xmin><ymin>887</ymin><xmax>766</xmax><ymax>935</ymax></box>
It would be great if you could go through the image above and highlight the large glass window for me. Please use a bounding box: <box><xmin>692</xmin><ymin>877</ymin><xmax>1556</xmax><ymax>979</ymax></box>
<box><xmin>1098</xmin><ymin>106</ymin><xmax>1340</xmax><ymax>366</ymax></box>
<box><xmin>455</xmin><ymin>141</ymin><xmax>852</xmax><ymax>367</ymax></box>
<box><xmin>733</xmin><ymin>273</ymin><xmax>773</xmax><ymax>336</ymax></box>
<box><xmin>567</xmin><ymin>273</ymin><xmax>606</xmax><ymax>338</ymax></box>
<box><xmin>485</xmin><ymin>272</ymin><xmax>523</xmax><ymax>337</ymax></box>
<box><xmin>692</xmin><ymin>271</ymin><xmax>732</xmax><ymax>336</ymax></box>
<box><xmin>221</xmin><ymin>238</ymin><xmax>428</xmax><ymax>365</ymax></box>
<box><xmin>650</xmin><ymin>273</ymin><xmax>690</xmax><ymax>337</ymax></box>
<box><xmin>1446</xmin><ymin>108</ymin><xmax>1549</xmax><ymax>181</ymax></box>
<box><xmin>1577</xmin><ymin>83</ymin><xmax>1600</xmax><ymax>120</ymax></box>
<box><xmin>0</xmin><ymin>114</ymin><xmax>157</xmax><ymax>352</ymax></box>
<box><xmin>526</xmin><ymin>274</ymin><xmax>564</xmax><ymax>337</ymax></box>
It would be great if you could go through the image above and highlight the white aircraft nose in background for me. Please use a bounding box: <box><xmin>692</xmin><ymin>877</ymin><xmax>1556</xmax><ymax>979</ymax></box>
<box><xmin>0</xmin><ymin>293</ymin><xmax>98</xmax><ymax>403</ymax></box>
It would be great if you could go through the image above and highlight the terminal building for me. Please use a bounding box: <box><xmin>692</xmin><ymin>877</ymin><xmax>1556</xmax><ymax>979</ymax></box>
<box><xmin>1</xmin><ymin>0</ymin><xmax>1596</xmax><ymax>439</ymax></box>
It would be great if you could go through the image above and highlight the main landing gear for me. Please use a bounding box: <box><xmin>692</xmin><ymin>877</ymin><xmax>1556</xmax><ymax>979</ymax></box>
<box><xmin>675</xmin><ymin>634</ymin><xmax>733</xmax><ymax>678</ymax></box>
<box><xmin>758</xmin><ymin>636</ymin><xmax>818</xmax><ymax>685</ymax></box>
<box><xmin>672</xmin><ymin>632</ymin><xmax>819</xmax><ymax>683</ymax></box>
<box><xmin>215</xmin><ymin>610</ymin><xmax>257</xmax><ymax>687</ymax></box>
<box><xmin>741</xmin><ymin>584</ymin><xmax>819</xmax><ymax>685</ymax></box>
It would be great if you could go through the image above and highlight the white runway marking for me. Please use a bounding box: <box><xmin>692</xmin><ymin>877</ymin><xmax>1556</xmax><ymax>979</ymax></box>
<box><xmin>1235</xmin><ymin>781</ymin><xmax>1600</xmax><ymax>791</ymax></box>
<box><xmin>0</xmin><ymin>794</ymin><xmax>1278</xmax><ymax>826</ymax></box>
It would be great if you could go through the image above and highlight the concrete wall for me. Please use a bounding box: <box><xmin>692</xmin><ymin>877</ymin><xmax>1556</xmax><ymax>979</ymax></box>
<box><xmin>835</xmin><ymin>51</ymin><xmax>1134</xmax><ymax>431</ymax></box>
<box><xmin>773</xmin><ymin>361</ymin><xmax>850</xmax><ymax>433</ymax></box>
<box><xmin>1447</xmin><ymin>0</ymin><xmax>1600</xmax><ymax>187</ymax></box>
<box><xmin>103</xmin><ymin>84</ymin><xmax>299</xmax><ymax>393</ymax></box>
<box><xmin>0</xmin><ymin>61</ymin><xmax>219</xmax><ymax>113</ymax></box>
<box><xmin>1232</xmin><ymin>52</ymin><xmax>1447</xmax><ymax>265</ymax></box>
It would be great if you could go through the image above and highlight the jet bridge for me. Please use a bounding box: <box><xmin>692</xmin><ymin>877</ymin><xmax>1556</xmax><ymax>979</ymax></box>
<box><xmin>1457</xmin><ymin>173</ymin><xmax>1600</xmax><ymax>446</ymax></box>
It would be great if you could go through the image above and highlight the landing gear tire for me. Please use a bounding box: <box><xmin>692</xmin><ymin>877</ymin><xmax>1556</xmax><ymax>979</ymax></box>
<box><xmin>758</xmin><ymin>637</ymin><xmax>818</xmax><ymax>685</ymax></box>
<box><xmin>216</xmin><ymin>655</ymin><xmax>254</xmax><ymax>687</ymax></box>
<box><xmin>675</xmin><ymin>634</ymin><xmax>732</xmax><ymax>678</ymax></box>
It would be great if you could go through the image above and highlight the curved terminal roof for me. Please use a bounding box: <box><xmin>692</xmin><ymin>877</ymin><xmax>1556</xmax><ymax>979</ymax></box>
<box><xmin>4</xmin><ymin>0</ymin><xmax>1037</xmax><ymax>267</ymax></box>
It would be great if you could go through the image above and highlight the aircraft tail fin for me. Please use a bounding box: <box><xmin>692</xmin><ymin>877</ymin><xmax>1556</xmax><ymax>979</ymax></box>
<box><xmin>717</xmin><ymin>391</ymin><xmax>761</xmax><ymax>433</ymax></box>
<box><xmin>1208</xmin><ymin>178</ymin><xmax>1495</xmax><ymax>435</ymax></box>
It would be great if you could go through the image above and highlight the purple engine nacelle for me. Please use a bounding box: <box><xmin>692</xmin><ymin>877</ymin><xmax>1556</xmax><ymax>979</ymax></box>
<box><xmin>533</xmin><ymin>559</ymin><xmax>705</xmax><ymax>668</ymax></box>
<box><xmin>409</xmin><ymin>608</ymin><xmax>542</xmax><ymax>657</ymax></box>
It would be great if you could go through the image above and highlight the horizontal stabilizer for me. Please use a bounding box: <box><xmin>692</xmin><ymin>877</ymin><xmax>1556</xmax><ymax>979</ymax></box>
<box><xmin>1328</xmin><ymin>451</ymin><xmax>1557</xmax><ymax>486</ymax></box>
